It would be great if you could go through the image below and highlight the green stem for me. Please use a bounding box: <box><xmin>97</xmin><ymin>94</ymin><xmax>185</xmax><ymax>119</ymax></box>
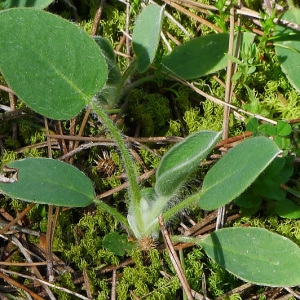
<box><xmin>164</xmin><ymin>192</ymin><xmax>201</xmax><ymax>223</ymax></box>
<box><xmin>90</xmin><ymin>101</ymin><xmax>143</xmax><ymax>234</ymax></box>
<box><xmin>149</xmin><ymin>191</ymin><xmax>201</xmax><ymax>234</ymax></box>
<box><xmin>94</xmin><ymin>198</ymin><xmax>131</xmax><ymax>233</ymax></box>
<box><xmin>287</xmin><ymin>0</ymin><xmax>295</xmax><ymax>9</ymax></box>
<box><xmin>122</xmin><ymin>74</ymin><xmax>157</xmax><ymax>95</ymax></box>
<box><xmin>170</xmin><ymin>235</ymin><xmax>199</xmax><ymax>245</ymax></box>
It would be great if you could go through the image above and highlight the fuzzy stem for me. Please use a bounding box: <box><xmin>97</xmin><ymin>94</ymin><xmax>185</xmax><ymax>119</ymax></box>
<box><xmin>164</xmin><ymin>192</ymin><xmax>201</xmax><ymax>221</ymax></box>
<box><xmin>122</xmin><ymin>74</ymin><xmax>157</xmax><ymax>95</ymax></box>
<box><xmin>94</xmin><ymin>198</ymin><xmax>131</xmax><ymax>232</ymax></box>
<box><xmin>90</xmin><ymin>101</ymin><xmax>143</xmax><ymax>234</ymax></box>
<box><xmin>148</xmin><ymin>191</ymin><xmax>202</xmax><ymax>234</ymax></box>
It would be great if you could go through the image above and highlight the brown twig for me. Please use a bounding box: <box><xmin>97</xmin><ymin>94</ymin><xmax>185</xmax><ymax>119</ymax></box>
<box><xmin>0</xmin><ymin>271</ymin><xmax>44</xmax><ymax>300</ymax></box>
<box><xmin>160</xmin><ymin>270</ymin><xmax>208</xmax><ymax>300</ymax></box>
<box><xmin>0</xmin><ymin>268</ymin><xmax>90</xmax><ymax>300</ymax></box>
<box><xmin>97</xmin><ymin>169</ymin><xmax>156</xmax><ymax>199</ymax></box>
<box><xmin>111</xmin><ymin>267</ymin><xmax>117</xmax><ymax>300</ymax></box>
<box><xmin>91</xmin><ymin>0</ymin><xmax>106</xmax><ymax>36</ymax></box>
<box><xmin>83</xmin><ymin>268</ymin><xmax>92</xmax><ymax>299</ymax></box>
<box><xmin>162</xmin><ymin>0</ymin><xmax>222</xmax><ymax>32</ymax></box>
<box><xmin>158</xmin><ymin>214</ymin><xmax>193</xmax><ymax>300</ymax></box>
<box><xmin>0</xmin><ymin>203</ymin><xmax>35</xmax><ymax>235</ymax></box>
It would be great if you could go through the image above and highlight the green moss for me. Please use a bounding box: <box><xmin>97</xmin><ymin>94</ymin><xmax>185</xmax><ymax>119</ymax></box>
<box><xmin>233</xmin><ymin>52</ymin><xmax>300</xmax><ymax>121</ymax></box>
<box><xmin>232</xmin><ymin>215</ymin><xmax>300</xmax><ymax>246</ymax></box>
<box><xmin>116</xmin><ymin>248</ymin><xmax>180</xmax><ymax>299</ymax></box>
<box><xmin>54</xmin><ymin>271</ymin><xmax>77</xmax><ymax>300</ymax></box>
<box><xmin>139</xmin><ymin>148</ymin><xmax>160</xmax><ymax>170</ymax></box>
<box><xmin>165</xmin><ymin>119</ymin><xmax>181</xmax><ymax>136</ymax></box>
<box><xmin>185</xmin><ymin>248</ymin><xmax>205</xmax><ymax>292</ymax></box>
<box><xmin>0</xmin><ymin>150</ymin><xmax>18</xmax><ymax>167</ymax></box>
<box><xmin>183</xmin><ymin>101</ymin><xmax>227</xmax><ymax>133</ymax></box>
<box><xmin>126</xmin><ymin>89</ymin><xmax>172</xmax><ymax>136</ymax></box>
<box><xmin>206</xmin><ymin>260</ymin><xmax>240</xmax><ymax>298</ymax></box>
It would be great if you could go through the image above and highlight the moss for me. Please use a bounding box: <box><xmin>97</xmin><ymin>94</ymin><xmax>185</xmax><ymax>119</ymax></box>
<box><xmin>54</xmin><ymin>271</ymin><xmax>77</xmax><ymax>300</ymax></box>
<box><xmin>183</xmin><ymin>102</ymin><xmax>226</xmax><ymax>133</ymax></box>
<box><xmin>165</xmin><ymin>119</ymin><xmax>181</xmax><ymax>136</ymax></box>
<box><xmin>0</xmin><ymin>150</ymin><xmax>18</xmax><ymax>168</ymax></box>
<box><xmin>233</xmin><ymin>52</ymin><xmax>300</xmax><ymax>121</ymax></box>
<box><xmin>206</xmin><ymin>260</ymin><xmax>240</xmax><ymax>298</ymax></box>
<box><xmin>116</xmin><ymin>248</ymin><xmax>180</xmax><ymax>299</ymax></box>
<box><xmin>139</xmin><ymin>148</ymin><xmax>160</xmax><ymax>170</ymax></box>
<box><xmin>185</xmin><ymin>248</ymin><xmax>205</xmax><ymax>292</ymax></box>
<box><xmin>126</xmin><ymin>89</ymin><xmax>172</xmax><ymax>136</ymax></box>
<box><xmin>232</xmin><ymin>215</ymin><xmax>300</xmax><ymax>246</ymax></box>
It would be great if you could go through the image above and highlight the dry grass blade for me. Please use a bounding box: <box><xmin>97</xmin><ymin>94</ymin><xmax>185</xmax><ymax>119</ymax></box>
<box><xmin>0</xmin><ymin>203</ymin><xmax>35</xmax><ymax>235</ymax></box>
<box><xmin>158</xmin><ymin>214</ymin><xmax>193</xmax><ymax>300</ymax></box>
<box><xmin>0</xmin><ymin>268</ymin><xmax>90</xmax><ymax>300</ymax></box>
<box><xmin>0</xmin><ymin>271</ymin><xmax>44</xmax><ymax>300</ymax></box>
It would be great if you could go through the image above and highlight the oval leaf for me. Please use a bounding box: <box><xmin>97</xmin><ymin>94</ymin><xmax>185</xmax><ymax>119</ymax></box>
<box><xmin>93</xmin><ymin>36</ymin><xmax>121</xmax><ymax>85</ymax></box>
<box><xmin>275</xmin><ymin>199</ymin><xmax>300</xmax><ymax>219</ymax></box>
<box><xmin>0</xmin><ymin>158</ymin><xmax>94</xmax><ymax>207</ymax></box>
<box><xmin>199</xmin><ymin>227</ymin><xmax>300</xmax><ymax>287</ymax></box>
<box><xmin>276</xmin><ymin>120</ymin><xmax>292</xmax><ymax>136</ymax></box>
<box><xmin>93</xmin><ymin>36</ymin><xmax>123</xmax><ymax>108</ymax></box>
<box><xmin>0</xmin><ymin>8</ymin><xmax>107</xmax><ymax>120</ymax></box>
<box><xmin>155</xmin><ymin>131</ymin><xmax>221</xmax><ymax>198</ymax></box>
<box><xmin>0</xmin><ymin>0</ymin><xmax>53</xmax><ymax>9</ymax></box>
<box><xmin>102</xmin><ymin>232</ymin><xmax>135</xmax><ymax>256</ymax></box>
<box><xmin>274</xmin><ymin>8</ymin><xmax>300</xmax><ymax>92</ymax></box>
<box><xmin>161</xmin><ymin>32</ymin><xmax>255</xmax><ymax>80</ymax></box>
<box><xmin>132</xmin><ymin>4</ymin><xmax>165</xmax><ymax>73</ymax></box>
<box><xmin>200</xmin><ymin>136</ymin><xmax>281</xmax><ymax>210</ymax></box>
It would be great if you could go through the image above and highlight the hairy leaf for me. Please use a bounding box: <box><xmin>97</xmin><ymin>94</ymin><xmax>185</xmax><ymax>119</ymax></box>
<box><xmin>132</xmin><ymin>4</ymin><xmax>165</xmax><ymax>73</ymax></box>
<box><xmin>155</xmin><ymin>131</ymin><xmax>221</xmax><ymax>198</ymax></box>
<box><xmin>200</xmin><ymin>137</ymin><xmax>281</xmax><ymax>210</ymax></box>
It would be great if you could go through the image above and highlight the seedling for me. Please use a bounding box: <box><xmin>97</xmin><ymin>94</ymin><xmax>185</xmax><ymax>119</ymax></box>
<box><xmin>0</xmin><ymin>4</ymin><xmax>300</xmax><ymax>289</ymax></box>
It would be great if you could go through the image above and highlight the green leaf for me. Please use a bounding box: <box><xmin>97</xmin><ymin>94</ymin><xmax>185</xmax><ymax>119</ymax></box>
<box><xmin>274</xmin><ymin>8</ymin><xmax>300</xmax><ymax>92</ymax></box>
<box><xmin>231</xmin><ymin>70</ymin><xmax>243</xmax><ymax>82</ymax></box>
<box><xmin>155</xmin><ymin>130</ymin><xmax>222</xmax><ymax>198</ymax></box>
<box><xmin>265</xmin><ymin>124</ymin><xmax>277</xmax><ymax>136</ymax></box>
<box><xmin>283</xmin><ymin>184</ymin><xmax>300</xmax><ymax>198</ymax></box>
<box><xmin>275</xmin><ymin>199</ymin><xmax>300</xmax><ymax>219</ymax></box>
<box><xmin>0</xmin><ymin>158</ymin><xmax>94</xmax><ymax>207</ymax></box>
<box><xmin>93</xmin><ymin>36</ymin><xmax>122</xmax><ymax>108</ymax></box>
<box><xmin>246</xmin><ymin>117</ymin><xmax>258</xmax><ymax>134</ymax></box>
<box><xmin>234</xmin><ymin>189</ymin><xmax>262</xmax><ymax>209</ymax></box>
<box><xmin>0</xmin><ymin>8</ymin><xmax>107</xmax><ymax>120</ymax></box>
<box><xmin>93</xmin><ymin>36</ymin><xmax>121</xmax><ymax>85</ymax></box>
<box><xmin>102</xmin><ymin>232</ymin><xmax>135</xmax><ymax>256</ymax></box>
<box><xmin>132</xmin><ymin>4</ymin><xmax>165</xmax><ymax>73</ymax></box>
<box><xmin>199</xmin><ymin>227</ymin><xmax>300</xmax><ymax>287</ymax></box>
<box><xmin>253</xmin><ymin>182</ymin><xmax>286</xmax><ymax>201</ymax></box>
<box><xmin>0</xmin><ymin>0</ymin><xmax>53</xmax><ymax>9</ymax></box>
<box><xmin>274</xmin><ymin>136</ymin><xmax>290</xmax><ymax>149</ymax></box>
<box><xmin>161</xmin><ymin>32</ymin><xmax>255</xmax><ymax>80</ymax></box>
<box><xmin>276</xmin><ymin>120</ymin><xmax>292</xmax><ymax>136</ymax></box>
<box><xmin>258</xmin><ymin>123</ymin><xmax>277</xmax><ymax>136</ymax></box>
<box><xmin>200</xmin><ymin>137</ymin><xmax>281</xmax><ymax>210</ymax></box>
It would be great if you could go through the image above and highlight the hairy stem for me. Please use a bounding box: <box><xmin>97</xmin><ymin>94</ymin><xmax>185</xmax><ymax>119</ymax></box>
<box><xmin>94</xmin><ymin>198</ymin><xmax>131</xmax><ymax>232</ymax></box>
<box><xmin>90</xmin><ymin>101</ymin><xmax>143</xmax><ymax>234</ymax></box>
